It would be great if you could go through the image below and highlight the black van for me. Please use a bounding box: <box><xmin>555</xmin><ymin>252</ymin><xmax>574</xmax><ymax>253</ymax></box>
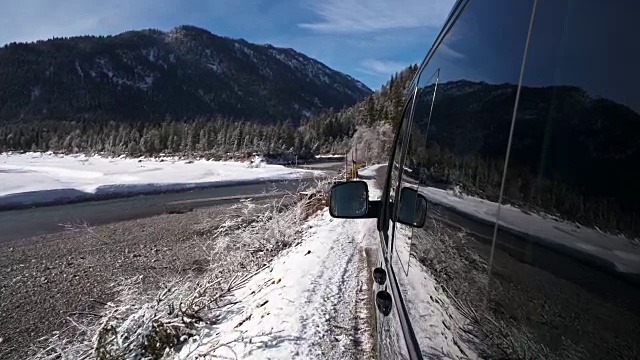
<box><xmin>330</xmin><ymin>0</ymin><xmax>640</xmax><ymax>358</ymax></box>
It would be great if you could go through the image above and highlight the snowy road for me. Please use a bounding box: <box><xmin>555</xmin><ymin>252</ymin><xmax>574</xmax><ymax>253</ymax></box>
<box><xmin>178</xmin><ymin>213</ymin><xmax>378</xmax><ymax>360</ymax></box>
<box><xmin>173</xmin><ymin>166</ymin><xmax>387</xmax><ymax>359</ymax></box>
<box><xmin>295</xmin><ymin>215</ymin><xmax>375</xmax><ymax>359</ymax></box>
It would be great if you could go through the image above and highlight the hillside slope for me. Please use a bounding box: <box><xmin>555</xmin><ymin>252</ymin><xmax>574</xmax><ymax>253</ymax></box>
<box><xmin>0</xmin><ymin>25</ymin><xmax>371</xmax><ymax>123</ymax></box>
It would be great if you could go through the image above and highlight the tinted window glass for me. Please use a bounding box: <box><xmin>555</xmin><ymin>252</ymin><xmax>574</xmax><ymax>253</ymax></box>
<box><xmin>489</xmin><ymin>0</ymin><xmax>640</xmax><ymax>358</ymax></box>
<box><xmin>393</xmin><ymin>74</ymin><xmax>438</xmax><ymax>275</ymax></box>
<box><xmin>390</xmin><ymin>0</ymin><xmax>534</xmax><ymax>357</ymax></box>
<box><xmin>386</xmin><ymin>88</ymin><xmax>417</xmax><ymax>249</ymax></box>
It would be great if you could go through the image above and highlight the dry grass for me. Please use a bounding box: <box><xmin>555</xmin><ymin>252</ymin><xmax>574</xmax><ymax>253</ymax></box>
<box><xmin>29</xmin><ymin>179</ymin><xmax>333</xmax><ymax>360</ymax></box>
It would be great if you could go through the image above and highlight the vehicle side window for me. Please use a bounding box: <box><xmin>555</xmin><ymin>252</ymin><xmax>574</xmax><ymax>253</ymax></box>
<box><xmin>392</xmin><ymin>73</ymin><xmax>438</xmax><ymax>275</ymax></box>
<box><xmin>382</xmin><ymin>87</ymin><xmax>417</xmax><ymax>251</ymax></box>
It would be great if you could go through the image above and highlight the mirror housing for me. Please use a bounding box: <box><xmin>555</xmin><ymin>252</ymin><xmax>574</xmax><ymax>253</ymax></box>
<box><xmin>396</xmin><ymin>187</ymin><xmax>428</xmax><ymax>228</ymax></box>
<box><xmin>329</xmin><ymin>181</ymin><xmax>369</xmax><ymax>218</ymax></box>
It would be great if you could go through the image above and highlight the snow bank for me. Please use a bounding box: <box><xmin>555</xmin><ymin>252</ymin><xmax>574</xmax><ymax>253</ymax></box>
<box><xmin>0</xmin><ymin>152</ymin><xmax>317</xmax><ymax>209</ymax></box>
<box><xmin>315</xmin><ymin>154</ymin><xmax>346</xmax><ymax>160</ymax></box>
<box><xmin>357</xmin><ymin>163</ymin><xmax>385</xmax><ymax>178</ymax></box>
<box><xmin>174</xmin><ymin>175</ymin><xmax>386</xmax><ymax>359</ymax></box>
<box><xmin>421</xmin><ymin>187</ymin><xmax>640</xmax><ymax>274</ymax></box>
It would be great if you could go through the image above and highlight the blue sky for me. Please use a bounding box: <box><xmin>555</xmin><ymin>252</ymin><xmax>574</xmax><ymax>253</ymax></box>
<box><xmin>0</xmin><ymin>0</ymin><xmax>454</xmax><ymax>90</ymax></box>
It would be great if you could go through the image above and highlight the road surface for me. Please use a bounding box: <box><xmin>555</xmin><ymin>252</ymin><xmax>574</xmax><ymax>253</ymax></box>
<box><xmin>0</xmin><ymin>179</ymin><xmax>314</xmax><ymax>243</ymax></box>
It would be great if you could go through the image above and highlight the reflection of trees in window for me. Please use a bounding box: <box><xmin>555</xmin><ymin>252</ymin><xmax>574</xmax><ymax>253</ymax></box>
<box><xmin>404</xmin><ymin>80</ymin><xmax>640</xmax><ymax>237</ymax></box>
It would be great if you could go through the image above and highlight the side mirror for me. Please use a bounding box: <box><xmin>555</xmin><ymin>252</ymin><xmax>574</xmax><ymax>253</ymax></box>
<box><xmin>329</xmin><ymin>181</ymin><xmax>369</xmax><ymax>218</ymax></box>
<box><xmin>396</xmin><ymin>187</ymin><xmax>428</xmax><ymax>228</ymax></box>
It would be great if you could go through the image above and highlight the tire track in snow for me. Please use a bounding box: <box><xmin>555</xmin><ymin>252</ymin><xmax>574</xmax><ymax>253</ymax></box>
<box><xmin>179</xmin><ymin>213</ymin><xmax>377</xmax><ymax>359</ymax></box>
<box><xmin>298</xmin><ymin>219</ymin><xmax>373</xmax><ymax>359</ymax></box>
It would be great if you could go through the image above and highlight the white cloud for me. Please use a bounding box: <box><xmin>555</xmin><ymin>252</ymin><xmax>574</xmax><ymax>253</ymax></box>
<box><xmin>299</xmin><ymin>0</ymin><xmax>454</xmax><ymax>33</ymax></box>
<box><xmin>359</xmin><ymin>59</ymin><xmax>408</xmax><ymax>76</ymax></box>
<box><xmin>438</xmin><ymin>43</ymin><xmax>465</xmax><ymax>59</ymax></box>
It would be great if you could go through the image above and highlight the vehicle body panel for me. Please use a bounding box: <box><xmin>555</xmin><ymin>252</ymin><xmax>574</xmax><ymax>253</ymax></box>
<box><xmin>375</xmin><ymin>0</ymin><xmax>640</xmax><ymax>358</ymax></box>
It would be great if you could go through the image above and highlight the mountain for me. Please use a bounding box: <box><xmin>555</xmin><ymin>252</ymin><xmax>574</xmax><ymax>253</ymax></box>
<box><xmin>0</xmin><ymin>25</ymin><xmax>371</xmax><ymax>124</ymax></box>
<box><xmin>0</xmin><ymin>66</ymin><xmax>414</xmax><ymax>160</ymax></box>
<box><xmin>415</xmin><ymin>80</ymin><xmax>640</xmax><ymax>192</ymax></box>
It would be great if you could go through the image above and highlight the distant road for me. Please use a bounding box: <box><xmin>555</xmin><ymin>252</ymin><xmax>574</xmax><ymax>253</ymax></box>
<box><xmin>0</xmin><ymin>179</ymin><xmax>314</xmax><ymax>243</ymax></box>
<box><xmin>296</xmin><ymin>161</ymin><xmax>346</xmax><ymax>171</ymax></box>
<box><xmin>0</xmin><ymin>161</ymin><xmax>347</xmax><ymax>243</ymax></box>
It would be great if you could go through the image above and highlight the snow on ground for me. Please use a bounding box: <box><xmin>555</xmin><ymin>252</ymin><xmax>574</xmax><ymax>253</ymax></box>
<box><xmin>0</xmin><ymin>152</ymin><xmax>318</xmax><ymax>208</ymax></box>
<box><xmin>177</xmin><ymin>211</ymin><xmax>377</xmax><ymax>360</ymax></box>
<box><xmin>357</xmin><ymin>164</ymin><xmax>384</xmax><ymax>200</ymax></box>
<box><xmin>174</xmin><ymin>164</ymin><xmax>470</xmax><ymax>359</ymax></box>
<box><xmin>421</xmin><ymin>187</ymin><xmax>640</xmax><ymax>274</ymax></box>
<box><xmin>315</xmin><ymin>154</ymin><xmax>346</xmax><ymax>160</ymax></box>
<box><xmin>175</xmin><ymin>166</ymin><xmax>389</xmax><ymax>359</ymax></box>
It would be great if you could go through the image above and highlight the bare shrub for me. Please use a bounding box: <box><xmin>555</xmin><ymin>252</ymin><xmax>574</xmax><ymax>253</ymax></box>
<box><xmin>33</xmin><ymin>180</ymin><xmax>331</xmax><ymax>360</ymax></box>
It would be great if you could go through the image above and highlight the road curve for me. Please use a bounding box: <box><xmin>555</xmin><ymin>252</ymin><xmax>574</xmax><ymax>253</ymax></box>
<box><xmin>0</xmin><ymin>179</ymin><xmax>314</xmax><ymax>243</ymax></box>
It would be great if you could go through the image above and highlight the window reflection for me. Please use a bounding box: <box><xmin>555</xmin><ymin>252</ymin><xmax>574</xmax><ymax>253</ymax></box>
<box><xmin>387</xmin><ymin>0</ymin><xmax>640</xmax><ymax>358</ymax></box>
<box><xmin>488</xmin><ymin>0</ymin><xmax>640</xmax><ymax>358</ymax></box>
<box><xmin>390</xmin><ymin>0</ymin><xmax>534</xmax><ymax>358</ymax></box>
<box><xmin>386</xmin><ymin>89</ymin><xmax>417</xmax><ymax>251</ymax></box>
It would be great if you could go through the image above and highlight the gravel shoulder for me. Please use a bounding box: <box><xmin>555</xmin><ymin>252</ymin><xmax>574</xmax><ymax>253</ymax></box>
<box><xmin>0</xmin><ymin>199</ymin><xmax>279</xmax><ymax>360</ymax></box>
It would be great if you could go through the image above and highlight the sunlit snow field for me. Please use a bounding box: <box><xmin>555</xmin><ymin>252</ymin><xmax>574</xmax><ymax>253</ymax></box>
<box><xmin>0</xmin><ymin>152</ymin><xmax>315</xmax><ymax>208</ymax></box>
